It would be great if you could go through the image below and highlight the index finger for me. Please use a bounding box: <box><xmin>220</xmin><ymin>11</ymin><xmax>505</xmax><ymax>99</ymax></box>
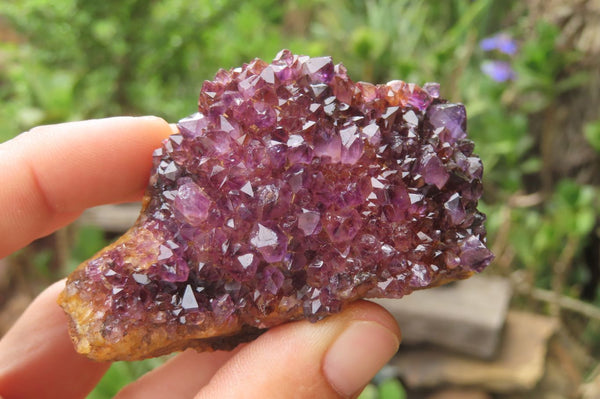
<box><xmin>0</xmin><ymin>116</ymin><xmax>172</xmax><ymax>258</ymax></box>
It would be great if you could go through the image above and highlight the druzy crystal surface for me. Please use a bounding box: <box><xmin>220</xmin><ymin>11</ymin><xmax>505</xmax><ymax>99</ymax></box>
<box><xmin>59</xmin><ymin>50</ymin><xmax>493</xmax><ymax>361</ymax></box>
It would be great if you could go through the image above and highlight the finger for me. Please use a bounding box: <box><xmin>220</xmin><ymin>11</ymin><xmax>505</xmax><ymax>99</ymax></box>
<box><xmin>0</xmin><ymin>116</ymin><xmax>172</xmax><ymax>258</ymax></box>
<box><xmin>115</xmin><ymin>349</ymin><xmax>238</xmax><ymax>399</ymax></box>
<box><xmin>194</xmin><ymin>301</ymin><xmax>400</xmax><ymax>399</ymax></box>
<box><xmin>0</xmin><ymin>280</ymin><xmax>110</xmax><ymax>399</ymax></box>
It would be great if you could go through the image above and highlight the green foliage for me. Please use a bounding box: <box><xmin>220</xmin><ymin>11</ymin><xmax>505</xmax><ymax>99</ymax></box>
<box><xmin>87</xmin><ymin>358</ymin><xmax>168</xmax><ymax>398</ymax></box>
<box><xmin>358</xmin><ymin>384</ymin><xmax>379</xmax><ymax>399</ymax></box>
<box><xmin>584</xmin><ymin>120</ymin><xmax>600</xmax><ymax>152</ymax></box>
<box><xmin>358</xmin><ymin>378</ymin><xmax>407</xmax><ymax>399</ymax></box>
<box><xmin>484</xmin><ymin>179</ymin><xmax>599</xmax><ymax>299</ymax></box>
<box><xmin>377</xmin><ymin>378</ymin><xmax>407</xmax><ymax>399</ymax></box>
<box><xmin>31</xmin><ymin>248</ymin><xmax>54</xmax><ymax>279</ymax></box>
<box><xmin>511</xmin><ymin>21</ymin><xmax>587</xmax><ymax>113</ymax></box>
<box><xmin>0</xmin><ymin>0</ymin><xmax>296</xmax><ymax>129</ymax></box>
<box><xmin>67</xmin><ymin>225</ymin><xmax>108</xmax><ymax>272</ymax></box>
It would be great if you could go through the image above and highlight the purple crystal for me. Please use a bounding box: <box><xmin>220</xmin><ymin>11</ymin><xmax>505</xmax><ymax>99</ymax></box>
<box><xmin>298</xmin><ymin>210</ymin><xmax>322</xmax><ymax>236</ymax></box>
<box><xmin>423</xmin><ymin>82</ymin><xmax>440</xmax><ymax>98</ymax></box>
<box><xmin>250</xmin><ymin>223</ymin><xmax>288</xmax><ymax>263</ymax></box>
<box><xmin>420</xmin><ymin>149</ymin><xmax>450</xmax><ymax>189</ymax></box>
<box><xmin>459</xmin><ymin>236</ymin><xmax>494</xmax><ymax>272</ymax></box>
<box><xmin>260</xmin><ymin>266</ymin><xmax>285</xmax><ymax>295</ymax></box>
<box><xmin>173</xmin><ymin>179</ymin><xmax>211</xmax><ymax>225</ymax></box>
<box><xmin>59</xmin><ymin>50</ymin><xmax>493</xmax><ymax>361</ymax></box>
<box><xmin>324</xmin><ymin>208</ymin><xmax>363</xmax><ymax>243</ymax></box>
<box><xmin>444</xmin><ymin>193</ymin><xmax>467</xmax><ymax>225</ymax></box>
<box><xmin>427</xmin><ymin>103</ymin><xmax>467</xmax><ymax>143</ymax></box>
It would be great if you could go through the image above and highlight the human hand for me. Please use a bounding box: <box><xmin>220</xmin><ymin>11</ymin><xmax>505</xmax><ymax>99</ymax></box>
<box><xmin>0</xmin><ymin>117</ymin><xmax>400</xmax><ymax>399</ymax></box>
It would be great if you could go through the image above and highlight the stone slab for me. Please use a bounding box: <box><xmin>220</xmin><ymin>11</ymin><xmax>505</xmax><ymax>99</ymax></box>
<box><xmin>373</xmin><ymin>275</ymin><xmax>512</xmax><ymax>358</ymax></box>
<box><xmin>390</xmin><ymin>311</ymin><xmax>558</xmax><ymax>393</ymax></box>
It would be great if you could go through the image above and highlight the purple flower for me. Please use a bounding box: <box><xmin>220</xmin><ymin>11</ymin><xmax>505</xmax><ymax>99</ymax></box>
<box><xmin>480</xmin><ymin>33</ymin><xmax>517</xmax><ymax>55</ymax></box>
<box><xmin>481</xmin><ymin>60</ymin><xmax>516</xmax><ymax>82</ymax></box>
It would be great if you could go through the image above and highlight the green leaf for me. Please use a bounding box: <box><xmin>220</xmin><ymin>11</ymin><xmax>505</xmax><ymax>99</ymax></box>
<box><xmin>71</xmin><ymin>225</ymin><xmax>107</xmax><ymax>261</ymax></box>
<box><xmin>350</xmin><ymin>27</ymin><xmax>388</xmax><ymax>60</ymax></box>
<box><xmin>520</xmin><ymin>157</ymin><xmax>542</xmax><ymax>174</ymax></box>
<box><xmin>378</xmin><ymin>378</ymin><xmax>406</xmax><ymax>399</ymax></box>
<box><xmin>358</xmin><ymin>384</ymin><xmax>379</xmax><ymax>399</ymax></box>
<box><xmin>584</xmin><ymin>120</ymin><xmax>600</xmax><ymax>152</ymax></box>
<box><xmin>32</xmin><ymin>249</ymin><xmax>53</xmax><ymax>279</ymax></box>
<box><xmin>575</xmin><ymin>208</ymin><xmax>596</xmax><ymax>236</ymax></box>
<box><xmin>87</xmin><ymin>358</ymin><xmax>168</xmax><ymax>399</ymax></box>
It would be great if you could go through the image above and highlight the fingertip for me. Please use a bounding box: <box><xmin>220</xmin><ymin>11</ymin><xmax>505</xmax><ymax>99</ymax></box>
<box><xmin>323</xmin><ymin>320</ymin><xmax>399</xmax><ymax>397</ymax></box>
<box><xmin>320</xmin><ymin>301</ymin><xmax>400</xmax><ymax>398</ymax></box>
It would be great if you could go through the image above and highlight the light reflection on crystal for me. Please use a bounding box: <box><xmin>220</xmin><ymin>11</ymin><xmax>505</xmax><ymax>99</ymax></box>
<box><xmin>182</xmin><ymin>285</ymin><xmax>199</xmax><ymax>309</ymax></box>
<box><xmin>237</xmin><ymin>253</ymin><xmax>255</xmax><ymax>269</ymax></box>
<box><xmin>132</xmin><ymin>273</ymin><xmax>150</xmax><ymax>285</ymax></box>
<box><xmin>297</xmin><ymin>210</ymin><xmax>321</xmax><ymax>236</ymax></box>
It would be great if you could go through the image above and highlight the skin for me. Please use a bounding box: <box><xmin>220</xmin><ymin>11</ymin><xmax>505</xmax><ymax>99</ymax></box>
<box><xmin>0</xmin><ymin>117</ymin><xmax>401</xmax><ymax>399</ymax></box>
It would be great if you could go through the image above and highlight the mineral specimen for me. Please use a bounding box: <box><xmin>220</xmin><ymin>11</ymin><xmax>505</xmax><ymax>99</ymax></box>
<box><xmin>59</xmin><ymin>50</ymin><xmax>493</xmax><ymax>361</ymax></box>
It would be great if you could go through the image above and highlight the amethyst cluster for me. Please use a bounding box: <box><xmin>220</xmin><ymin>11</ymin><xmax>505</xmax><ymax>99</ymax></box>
<box><xmin>59</xmin><ymin>50</ymin><xmax>493</xmax><ymax>361</ymax></box>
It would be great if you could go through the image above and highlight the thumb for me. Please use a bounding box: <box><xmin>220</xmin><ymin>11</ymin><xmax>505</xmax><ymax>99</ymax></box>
<box><xmin>195</xmin><ymin>300</ymin><xmax>400</xmax><ymax>399</ymax></box>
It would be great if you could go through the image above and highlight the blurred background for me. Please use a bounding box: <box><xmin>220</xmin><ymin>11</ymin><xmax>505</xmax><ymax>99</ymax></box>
<box><xmin>0</xmin><ymin>0</ymin><xmax>599</xmax><ymax>398</ymax></box>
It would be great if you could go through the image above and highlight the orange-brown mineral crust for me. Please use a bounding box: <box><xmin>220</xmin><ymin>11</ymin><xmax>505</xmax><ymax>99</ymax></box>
<box><xmin>59</xmin><ymin>50</ymin><xmax>493</xmax><ymax>361</ymax></box>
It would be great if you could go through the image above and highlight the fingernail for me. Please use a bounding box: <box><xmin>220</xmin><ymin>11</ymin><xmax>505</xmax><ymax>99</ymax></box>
<box><xmin>137</xmin><ymin>115</ymin><xmax>161</xmax><ymax>121</ymax></box>
<box><xmin>137</xmin><ymin>115</ymin><xmax>171</xmax><ymax>126</ymax></box>
<box><xmin>323</xmin><ymin>321</ymin><xmax>399</xmax><ymax>397</ymax></box>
